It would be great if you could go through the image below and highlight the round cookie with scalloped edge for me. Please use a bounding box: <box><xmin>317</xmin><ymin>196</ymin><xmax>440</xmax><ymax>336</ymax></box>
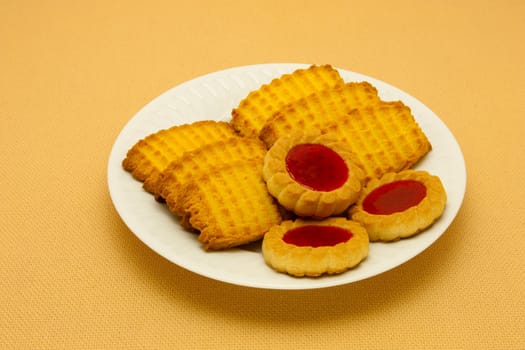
<box><xmin>349</xmin><ymin>170</ymin><xmax>447</xmax><ymax>241</ymax></box>
<box><xmin>262</xmin><ymin>130</ymin><xmax>365</xmax><ymax>218</ymax></box>
<box><xmin>262</xmin><ymin>217</ymin><xmax>369</xmax><ymax>277</ymax></box>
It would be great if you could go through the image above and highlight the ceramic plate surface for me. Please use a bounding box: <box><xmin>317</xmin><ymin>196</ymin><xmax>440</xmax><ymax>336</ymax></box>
<box><xmin>108</xmin><ymin>64</ymin><xmax>466</xmax><ymax>290</ymax></box>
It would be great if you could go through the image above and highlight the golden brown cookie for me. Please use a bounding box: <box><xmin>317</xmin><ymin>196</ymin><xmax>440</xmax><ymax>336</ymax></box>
<box><xmin>231</xmin><ymin>64</ymin><xmax>344</xmax><ymax>138</ymax></box>
<box><xmin>156</xmin><ymin>137</ymin><xmax>267</xmax><ymax>215</ymax></box>
<box><xmin>259</xmin><ymin>82</ymin><xmax>381</xmax><ymax>148</ymax></box>
<box><xmin>122</xmin><ymin>120</ymin><xmax>238</xmax><ymax>193</ymax></box>
<box><xmin>263</xmin><ymin>130</ymin><xmax>365</xmax><ymax>218</ymax></box>
<box><xmin>349</xmin><ymin>170</ymin><xmax>447</xmax><ymax>241</ymax></box>
<box><xmin>324</xmin><ymin>101</ymin><xmax>432</xmax><ymax>181</ymax></box>
<box><xmin>180</xmin><ymin>159</ymin><xmax>283</xmax><ymax>250</ymax></box>
<box><xmin>262</xmin><ymin>217</ymin><xmax>369</xmax><ymax>277</ymax></box>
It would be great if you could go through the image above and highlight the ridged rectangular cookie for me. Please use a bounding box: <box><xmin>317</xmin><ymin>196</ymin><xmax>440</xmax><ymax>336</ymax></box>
<box><xmin>258</xmin><ymin>82</ymin><xmax>381</xmax><ymax>147</ymax></box>
<box><xmin>156</xmin><ymin>137</ymin><xmax>267</xmax><ymax>215</ymax></box>
<box><xmin>231</xmin><ymin>64</ymin><xmax>344</xmax><ymax>138</ymax></box>
<box><xmin>179</xmin><ymin>159</ymin><xmax>283</xmax><ymax>251</ymax></box>
<box><xmin>324</xmin><ymin>101</ymin><xmax>432</xmax><ymax>180</ymax></box>
<box><xmin>122</xmin><ymin>120</ymin><xmax>238</xmax><ymax>192</ymax></box>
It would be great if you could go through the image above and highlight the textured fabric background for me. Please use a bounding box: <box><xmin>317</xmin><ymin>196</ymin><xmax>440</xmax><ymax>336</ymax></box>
<box><xmin>1</xmin><ymin>0</ymin><xmax>524</xmax><ymax>348</ymax></box>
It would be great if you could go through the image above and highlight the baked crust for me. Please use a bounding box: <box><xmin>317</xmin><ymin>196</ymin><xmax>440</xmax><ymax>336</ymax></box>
<box><xmin>180</xmin><ymin>159</ymin><xmax>283</xmax><ymax>250</ymax></box>
<box><xmin>259</xmin><ymin>81</ymin><xmax>380</xmax><ymax>148</ymax></box>
<box><xmin>231</xmin><ymin>64</ymin><xmax>344</xmax><ymax>138</ymax></box>
<box><xmin>121</xmin><ymin>120</ymin><xmax>238</xmax><ymax>192</ymax></box>
<box><xmin>155</xmin><ymin>137</ymin><xmax>267</xmax><ymax>214</ymax></box>
<box><xmin>262</xmin><ymin>218</ymin><xmax>369</xmax><ymax>277</ymax></box>
<box><xmin>349</xmin><ymin>170</ymin><xmax>447</xmax><ymax>241</ymax></box>
<box><xmin>322</xmin><ymin>101</ymin><xmax>432</xmax><ymax>181</ymax></box>
<box><xmin>263</xmin><ymin>130</ymin><xmax>365</xmax><ymax>218</ymax></box>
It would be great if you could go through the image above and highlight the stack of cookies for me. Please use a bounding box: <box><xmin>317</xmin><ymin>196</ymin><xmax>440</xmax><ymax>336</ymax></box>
<box><xmin>123</xmin><ymin>65</ymin><xmax>346</xmax><ymax>251</ymax></box>
<box><xmin>122</xmin><ymin>64</ymin><xmax>446</xmax><ymax>277</ymax></box>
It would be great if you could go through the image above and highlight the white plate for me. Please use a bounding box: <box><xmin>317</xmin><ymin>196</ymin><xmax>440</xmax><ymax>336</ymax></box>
<box><xmin>107</xmin><ymin>64</ymin><xmax>466</xmax><ymax>290</ymax></box>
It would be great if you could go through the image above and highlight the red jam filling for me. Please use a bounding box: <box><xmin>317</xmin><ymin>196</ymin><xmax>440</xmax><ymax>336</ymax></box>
<box><xmin>283</xmin><ymin>225</ymin><xmax>353</xmax><ymax>247</ymax></box>
<box><xmin>363</xmin><ymin>180</ymin><xmax>427</xmax><ymax>215</ymax></box>
<box><xmin>285</xmin><ymin>143</ymin><xmax>348</xmax><ymax>191</ymax></box>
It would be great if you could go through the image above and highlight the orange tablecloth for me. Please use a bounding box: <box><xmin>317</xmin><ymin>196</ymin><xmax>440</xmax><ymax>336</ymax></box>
<box><xmin>2</xmin><ymin>1</ymin><xmax>524</xmax><ymax>348</ymax></box>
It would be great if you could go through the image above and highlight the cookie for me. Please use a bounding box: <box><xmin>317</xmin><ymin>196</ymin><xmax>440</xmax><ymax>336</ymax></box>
<box><xmin>180</xmin><ymin>159</ymin><xmax>283</xmax><ymax>250</ymax></box>
<box><xmin>259</xmin><ymin>81</ymin><xmax>381</xmax><ymax>147</ymax></box>
<box><xmin>263</xmin><ymin>130</ymin><xmax>365</xmax><ymax>218</ymax></box>
<box><xmin>349</xmin><ymin>170</ymin><xmax>447</xmax><ymax>241</ymax></box>
<box><xmin>122</xmin><ymin>120</ymin><xmax>238</xmax><ymax>193</ymax></box>
<box><xmin>231</xmin><ymin>64</ymin><xmax>344</xmax><ymax>138</ymax></box>
<box><xmin>156</xmin><ymin>137</ymin><xmax>267</xmax><ymax>215</ymax></box>
<box><xmin>262</xmin><ymin>217</ymin><xmax>369</xmax><ymax>277</ymax></box>
<box><xmin>324</xmin><ymin>101</ymin><xmax>432</xmax><ymax>181</ymax></box>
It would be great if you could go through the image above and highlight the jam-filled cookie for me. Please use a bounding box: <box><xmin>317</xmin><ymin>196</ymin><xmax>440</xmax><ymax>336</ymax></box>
<box><xmin>262</xmin><ymin>130</ymin><xmax>365</xmax><ymax>218</ymax></box>
<box><xmin>349</xmin><ymin>170</ymin><xmax>447</xmax><ymax>241</ymax></box>
<box><xmin>262</xmin><ymin>218</ymin><xmax>369</xmax><ymax>277</ymax></box>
